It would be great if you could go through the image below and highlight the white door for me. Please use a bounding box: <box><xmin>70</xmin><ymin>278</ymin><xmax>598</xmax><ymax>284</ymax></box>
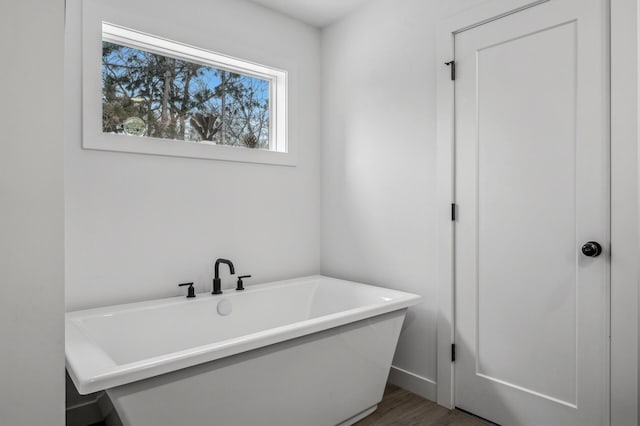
<box><xmin>454</xmin><ymin>1</ymin><xmax>609</xmax><ymax>425</ymax></box>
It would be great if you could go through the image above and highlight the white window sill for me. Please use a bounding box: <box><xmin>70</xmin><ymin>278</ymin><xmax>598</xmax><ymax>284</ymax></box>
<box><xmin>83</xmin><ymin>132</ymin><xmax>296</xmax><ymax>166</ymax></box>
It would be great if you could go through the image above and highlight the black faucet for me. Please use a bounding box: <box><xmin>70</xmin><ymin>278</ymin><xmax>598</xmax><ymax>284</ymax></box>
<box><xmin>213</xmin><ymin>258</ymin><xmax>235</xmax><ymax>294</ymax></box>
<box><xmin>178</xmin><ymin>282</ymin><xmax>196</xmax><ymax>298</ymax></box>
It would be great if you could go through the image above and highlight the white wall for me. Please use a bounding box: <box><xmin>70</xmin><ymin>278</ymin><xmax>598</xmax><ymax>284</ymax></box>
<box><xmin>0</xmin><ymin>0</ymin><xmax>65</xmax><ymax>424</ymax></box>
<box><xmin>321</xmin><ymin>0</ymin><xmax>440</xmax><ymax>393</ymax></box>
<box><xmin>65</xmin><ymin>0</ymin><xmax>322</xmax><ymax>310</ymax></box>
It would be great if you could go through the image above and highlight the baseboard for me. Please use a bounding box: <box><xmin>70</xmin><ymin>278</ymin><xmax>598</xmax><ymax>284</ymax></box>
<box><xmin>388</xmin><ymin>365</ymin><xmax>437</xmax><ymax>402</ymax></box>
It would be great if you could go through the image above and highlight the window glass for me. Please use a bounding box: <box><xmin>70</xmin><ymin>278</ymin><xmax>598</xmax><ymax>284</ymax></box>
<box><xmin>102</xmin><ymin>41</ymin><xmax>270</xmax><ymax>149</ymax></box>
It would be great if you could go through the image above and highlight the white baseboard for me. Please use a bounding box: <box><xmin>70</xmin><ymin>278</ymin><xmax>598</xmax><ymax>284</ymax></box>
<box><xmin>388</xmin><ymin>365</ymin><xmax>437</xmax><ymax>402</ymax></box>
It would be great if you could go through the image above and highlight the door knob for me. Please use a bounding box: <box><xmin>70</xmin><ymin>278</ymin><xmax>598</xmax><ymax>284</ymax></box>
<box><xmin>581</xmin><ymin>241</ymin><xmax>602</xmax><ymax>258</ymax></box>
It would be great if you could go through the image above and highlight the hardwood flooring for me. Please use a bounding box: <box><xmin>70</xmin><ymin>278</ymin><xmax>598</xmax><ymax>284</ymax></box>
<box><xmin>354</xmin><ymin>385</ymin><xmax>491</xmax><ymax>426</ymax></box>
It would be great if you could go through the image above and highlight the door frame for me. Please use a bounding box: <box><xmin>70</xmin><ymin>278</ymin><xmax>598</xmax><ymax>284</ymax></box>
<box><xmin>435</xmin><ymin>1</ymin><xmax>638</xmax><ymax>424</ymax></box>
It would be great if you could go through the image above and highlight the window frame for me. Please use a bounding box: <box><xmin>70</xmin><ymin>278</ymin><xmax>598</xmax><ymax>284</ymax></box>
<box><xmin>83</xmin><ymin>21</ymin><xmax>292</xmax><ymax>166</ymax></box>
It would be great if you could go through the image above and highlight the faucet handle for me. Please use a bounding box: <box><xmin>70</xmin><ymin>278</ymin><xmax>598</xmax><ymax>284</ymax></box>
<box><xmin>236</xmin><ymin>275</ymin><xmax>251</xmax><ymax>291</ymax></box>
<box><xmin>178</xmin><ymin>282</ymin><xmax>196</xmax><ymax>298</ymax></box>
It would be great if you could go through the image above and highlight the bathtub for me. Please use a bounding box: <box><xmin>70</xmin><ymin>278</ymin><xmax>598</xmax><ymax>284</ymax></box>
<box><xmin>65</xmin><ymin>275</ymin><xmax>421</xmax><ymax>426</ymax></box>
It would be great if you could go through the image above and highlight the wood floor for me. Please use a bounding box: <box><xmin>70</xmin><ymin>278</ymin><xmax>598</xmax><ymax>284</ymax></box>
<box><xmin>354</xmin><ymin>385</ymin><xmax>491</xmax><ymax>426</ymax></box>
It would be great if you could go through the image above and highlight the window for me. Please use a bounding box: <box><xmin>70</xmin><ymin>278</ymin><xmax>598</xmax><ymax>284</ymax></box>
<box><xmin>83</xmin><ymin>22</ymin><xmax>290</xmax><ymax>165</ymax></box>
<box><xmin>102</xmin><ymin>41</ymin><xmax>271</xmax><ymax>149</ymax></box>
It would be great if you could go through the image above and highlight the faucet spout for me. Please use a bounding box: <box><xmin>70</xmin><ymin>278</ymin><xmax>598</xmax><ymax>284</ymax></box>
<box><xmin>213</xmin><ymin>258</ymin><xmax>235</xmax><ymax>294</ymax></box>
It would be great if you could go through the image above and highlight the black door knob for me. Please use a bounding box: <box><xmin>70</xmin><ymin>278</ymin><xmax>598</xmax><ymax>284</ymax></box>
<box><xmin>581</xmin><ymin>241</ymin><xmax>602</xmax><ymax>258</ymax></box>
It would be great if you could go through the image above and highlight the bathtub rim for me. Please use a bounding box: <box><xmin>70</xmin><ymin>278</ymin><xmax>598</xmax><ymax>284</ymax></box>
<box><xmin>66</xmin><ymin>274</ymin><xmax>421</xmax><ymax>395</ymax></box>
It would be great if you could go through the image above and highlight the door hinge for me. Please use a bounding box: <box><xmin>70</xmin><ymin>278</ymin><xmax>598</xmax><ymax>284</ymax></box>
<box><xmin>445</xmin><ymin>60</ymin><xmax>456</xmax><ymax>81</ymax></box>
<box><xmin>451</xmin><ymin>203</ymin><xmax>457</xmax><ymax>221</ymax></box>
<box><xmin>451</xmin><ymin>343</ymin><xmax>456</xmax><ymax>362</ymax></box>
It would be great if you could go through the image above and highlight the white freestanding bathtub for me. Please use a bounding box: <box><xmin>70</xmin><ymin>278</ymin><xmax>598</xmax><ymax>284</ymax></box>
<box><xmin>66</xmin><ymin>275</ymin><xmax>421</xmax><ymax>426</ymax></box>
